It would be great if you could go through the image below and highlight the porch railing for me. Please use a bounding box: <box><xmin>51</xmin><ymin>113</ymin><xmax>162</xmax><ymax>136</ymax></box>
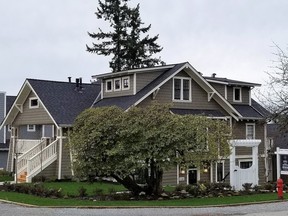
<box><xmin>16</xmin><ymin>139</ymin><xmax>45</xmax><ymax>175</ymax></box>
<box><xmin>26</xmin><ymin>139</ymin><xmax>58</xmax><ymax>182</ymax></box>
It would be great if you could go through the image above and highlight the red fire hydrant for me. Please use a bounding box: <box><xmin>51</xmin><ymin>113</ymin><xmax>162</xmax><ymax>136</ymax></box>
<box><xmin>277</xmin><ymin>178</ymin><xmax>284</xmax><ymax>200</ymax></box>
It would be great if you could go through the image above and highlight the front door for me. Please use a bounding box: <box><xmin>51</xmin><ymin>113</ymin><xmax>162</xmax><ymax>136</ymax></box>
<box><xmin>188</xmin><ymin>169</ymin><xmax>198</xmax><ymax>184</ymax></box>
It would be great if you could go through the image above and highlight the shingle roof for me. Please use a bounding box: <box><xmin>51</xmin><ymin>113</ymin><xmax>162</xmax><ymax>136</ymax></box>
<box><xmin>28</xmin><ymin>79</ymin><xmax>101</xmax><ymax>126</ymax></box>
<box><xmin>204</xmin><ymin>76</ymin><xmax>261</xmax><ymax>87</ymax></box>
<box><xmin>6</xmin><ymin>96</ymin><xmax>16</xmax><ymax>114</ymax></box>
<box><xmin>170</xmin><ymin>108</ymin><xmax>226</xmax><ymax>117</ymax></box>
<box><xmin>251</xmin><ymin>99</ymin><xmax>270</xmax><ymax>118</ymax></box>
<box><xmin>232</xmin><ymin>104</ymin><xmax>263</xmax><ymax>119</ymax></box>
<box><xmin>93</xmin><ymin>63</ymin><xmax>187</xmax><ymax>109</ymax></box>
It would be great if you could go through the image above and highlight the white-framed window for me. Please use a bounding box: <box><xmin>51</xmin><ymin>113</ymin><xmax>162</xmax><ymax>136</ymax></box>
<box><xmin>122</xmin><ymin>76</ymin><xmax>130</xmax><ymax>90</ymax></box>
<box><xmin>173</xmin><ymin>77</ymin><xmax>191</xmax><ymax>101</ymax></box>
<box><xmin>105</xmin><ymin>79</ymin><xmax>113</xmax><ymax>92</ymax></box>
<box><xmin>233</xmin><ymin>87</ymin><xmax>242</xmax><ymax>102</ymax></box>
<box><xmin>216</xmin><ymin>161</ymin><xmax>224</xmax><ymax>182</ymax></box>
<box><xmin>114</xmin><ymin>78</ymin><xmax>121</xmax><ymax>91</ymax></box>
<box><xmin>27</xmin><ymin>124</ymin><xmax>36</xmax><ymax>132</ymax></box>
<box><xmin>239</xmin><ymin>159</ymin><xmax>252</xmax><ymax>169</ymax></box>
<box><xmin>246</xmin><ymin>123</ymin><xmax>255</xmax><ymax>139</ymax></box>
<box><xmin>29</xmin><ymin>97</ymin><xmax>39</xmax><ymax>108</ymax></box>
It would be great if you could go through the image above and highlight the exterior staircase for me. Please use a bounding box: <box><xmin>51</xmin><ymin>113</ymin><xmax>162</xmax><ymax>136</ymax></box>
<box><xmin>15</xmin><ymin>138</ymin><xmax>59</xmax><ymax>183</ymax></box>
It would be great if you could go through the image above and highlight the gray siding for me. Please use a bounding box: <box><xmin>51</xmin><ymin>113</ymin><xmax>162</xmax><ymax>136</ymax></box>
<box><xmin>18</xmin><ymin>125</ymin><xmax>42</xmax><ymax>140</ymax></box>
<box><xmin>43</xmin><ymin>125</ymin><xmax>54</xmax><ymax>138</ymax></box>
<box><xmin>163</xmin><ymin>167</ymin><xmax>178</xmax><ymax>186</ymax></box>
<box><xmin>103</xmin><ymin>75</ymin><xmax>134</xmax><ymax>98</ymax></box>
<box><xmin>0</xmin><ymin>92</ymin><xmax>5</xmax><ymax>143</ymax></box>
<box><xmin>13</xmin><ymin>91</ymin><xmax>54</xmax><ymax>125</ymax></box>
<box><xmin>210</xmin><ymin>83</ymin><xmax>226</xmax><ymax>98</ymax></box>
<box><xmin>136</xmin><ymin>71</ymin><xmax>163</xmax><ymax>92</ymax></box>
<box><xmin>227</xmin><ymin>86</ymin><xmax>250</xmax><ymax>105</ymax></box>
<box><xmin>0</xmin><ymin>151</ymin><xmax>8</xmax><ymax>169</ymax></box>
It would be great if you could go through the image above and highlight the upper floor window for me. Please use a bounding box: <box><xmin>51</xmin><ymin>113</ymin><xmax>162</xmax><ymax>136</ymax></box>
<box><xmin>106</xmin><ymin>79</ymin><xmax>113</xmax><ymax>92</ymax></box>
<box><xmin>29</xmin><ymin>97</ymin><xmax>39</xmax><ymax>109</ymax></box>
<box><xmin>233</xmin><ymin>87</ymin><xmax>242</xmax><ymax>102</ymax></box>
<box><xmin>173</xmin><ymin>77</ymin><xmax>191</xmax><ymax>101</ymax></box>
<box><xmin>114</xmin><ymin>78</ymin><xmax>121</xmax><ymax>91</ymax></box>
<box><xmin>122</xmin><ymin>77</ymin><xmax>130</xmax><ymax>90</ymax></box>
<box><xmin>27</xmin><ymin>124</ymin><xmax>36</xmax><ymax>132</ymax></box>
<box><xmin>246</xmin><ymin>123</ymin><xmax>255</xmax><ymax>139</ymax></box>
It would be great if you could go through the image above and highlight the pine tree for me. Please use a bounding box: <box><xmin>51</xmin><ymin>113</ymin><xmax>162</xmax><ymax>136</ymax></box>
<box><xmin>86</xmin><ymin>0</ymin><xmax>165</xmax><ymax>72</ymax></box>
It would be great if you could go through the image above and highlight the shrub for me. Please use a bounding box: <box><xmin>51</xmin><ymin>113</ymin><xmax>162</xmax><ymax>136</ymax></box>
<box><xmin>78</xmin><ymin>186</ymin><xmax>88</xmax><ymax>197</ymax></box>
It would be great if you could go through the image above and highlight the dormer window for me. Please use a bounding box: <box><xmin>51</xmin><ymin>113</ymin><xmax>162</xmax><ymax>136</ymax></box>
<box><xmin>29</xmin><ymin>97</ymin><xmax>39</xmax><ymax>109</ymax></box>
<box><xmin>173</xmin><ymin>77</ymin><xmax>191</xmax><ymax>101</ymax></box>
<box><xmin>114</xmin><ymin>78</ymin><xmax>121</xmax><ymax>91</ymax></box>
<box><xmin>233</xmin><ymin>87</ymin><xmax>242</xmax><ymax>102</ymax></box>
<box><xmin>106</xmin><ymin>79</ymin><xmax>113</xmax><ymax>92</ymax></box>
<box><xmin>122</xmin><ymin>77</ymin><xmax>130</xmax><ymax>90</ymax></box>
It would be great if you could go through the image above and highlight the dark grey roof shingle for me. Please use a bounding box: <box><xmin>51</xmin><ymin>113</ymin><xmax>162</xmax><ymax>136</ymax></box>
<box><xmin>267</xmin><ymin>124</ymin><xmax>288</xmax><ymax>149</ymax></box>
<box><xmin>204</xmin><ymin>76</ymin><xmax>261</xmax><ymax>87</ymax></box>
<box><xmin>232</xmin><ymin>104</ymin><xmax>263</xmax><ymax>118</ymax></box>
<box><xmin>6</xmin><ymin>96</ymin><xmax>16</xmax><ymax>114</ymax></box>
<box><xmin>28</xmin><ymin>79</ymin><xmax>101</xmax><ymax>126</ymax></box>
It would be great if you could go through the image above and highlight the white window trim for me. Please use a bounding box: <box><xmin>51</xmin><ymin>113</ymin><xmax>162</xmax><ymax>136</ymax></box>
<box><xmin>29</xmin><ymin>97</ymin><xmax>39</xmax><ymax>109</ymax></box>
<box><xmin>216</xmin><ymin>161</ymin><xmax>225</xmax><ymax>183</ymax></box>
<box><xmin>105</xmin><ymin>79</ymin><xmax>113</xmax><ymax>92</ymax></box>
<box><xmin>238</xmin><ymin>158</ymin><xmax>253</xmax><ymax>169</ymax></box>
<box><xmin>122</xmin><ymin>76</ymin><xmax>130</xmax><ymax>90</ymax></box>
<box><xmin>172</xmin><ymin>77</ymin><xmax>192</xmax><ymax>102</ymax></box>
<box><xmin>114</xmin><ymin>78</ymin><xmax>121</xmax><ymax>91</ymax></box>
<box><xmin>246</xmin><ymin>123</ymin><xmax>255</xmax><ymax>139</ymax></box>
<box><xmin>233</xmin><ymin>87</ymin><xmax>242</xmax><ymax>102</ymax></box>
<box><xmin>27</xmin><ymin>124</ymin><xmax>36</xmax><ymax>132</ymax></box>
<box><xmin>186</xmin><ymin>167</ymin><xmax>200</xmax><ymax>185</ymax></box>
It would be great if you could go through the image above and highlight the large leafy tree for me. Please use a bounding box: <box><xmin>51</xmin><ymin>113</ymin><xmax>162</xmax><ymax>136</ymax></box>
<box><xmin>86</xmin><ymin>0</ymin><xmax>164</xmax><ymax>72</ymax></box>
<box><xmin>70</xmin><ymin>104</ymin><xmax>231</xmax><ymax>196</ymax></box>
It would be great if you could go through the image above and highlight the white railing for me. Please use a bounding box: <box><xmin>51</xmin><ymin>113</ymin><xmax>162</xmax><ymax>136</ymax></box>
<box><xmin>26</xmin><ymin>139</ymin><xmax>58</xmax><ymax>182</ymax></box>
<box><xmin>17</xmin><ymin>139</ymin><xmax>45</xmax><ymax>175</ymax></box>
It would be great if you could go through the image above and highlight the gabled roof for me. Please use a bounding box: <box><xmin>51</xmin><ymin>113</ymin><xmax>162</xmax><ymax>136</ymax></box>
<box><xmin>204</xmin><ymin>76</ymin><xmax>261</xmax><ymax>87</ymax></box>
<box><xmin>2</xmin><ymin>79</ymin><xmax>101</xmax><ymax>128</ymax></box>
<box><xmin>6</xmin><ymin>96</ymin><xmax>16</xmax><ymax>114</ymax></box>
<box><xmin>94</xmin><ymin>62</ymin><xmax>243</xmax><ymax>120</ymax></box>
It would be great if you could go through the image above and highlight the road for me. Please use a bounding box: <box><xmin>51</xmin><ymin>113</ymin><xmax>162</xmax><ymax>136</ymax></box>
<box><xmin>1</xmin><ymin>201</ymin><xmax>288</xmax><ymax>216</ymax></box>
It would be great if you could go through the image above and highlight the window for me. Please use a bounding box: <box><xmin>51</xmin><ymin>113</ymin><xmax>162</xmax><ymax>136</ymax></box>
<box><xmin>114</xmin><ymin>78</ymin><xmax>121</xmax><ymax>91</ymax></box>
<box><xmin>233</xmin><ymin>87</ymin><xmax>242</xmax><ymax>102</ymax></box>
<box><xmin>173</xmin><ymin>77</ymin><xmax>191</xmax><ymax>101</ymax></box>
<box><xmin>122</xmin><ymin>77</ymin><xmax>130</xmax><ymax>90</ymax></box>
<box><xmin>29</xmin><ymin>97</ymin><xmax>39</xmax><ymax>108</ymax></box>
<box><xmin>105</xmin><ymin>80</ymin><xmax>113</xmax><ymax>92</ymax></box>
<box><xmin>27</xmin><ymin>124</ymin><xmax>36</xmax><ymax>132</ymax></box>
<box><xmin>216</xmin><ymin>162</ymin><xmax>224</xmax><ymax>182</ymax></box>
<box><xmin>246</xmin><ymin>123</ymin><xmax>255</xmax><ymax>139</ymax></box>
<box><xmin>239</xmin><ymin>160</ymin><xmax>252</xmax><ymax>169</ymax></box>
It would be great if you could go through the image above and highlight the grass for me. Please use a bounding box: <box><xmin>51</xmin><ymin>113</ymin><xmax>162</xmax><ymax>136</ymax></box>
<box><xmin>42</xmin><ymin>181</ymin><xmax>126</xmax><ymax>196</ymax></box>
<box><xmin>0</xmin><ymin>190</ymin><xmax>282</xmax><ymax>207</ymax></box>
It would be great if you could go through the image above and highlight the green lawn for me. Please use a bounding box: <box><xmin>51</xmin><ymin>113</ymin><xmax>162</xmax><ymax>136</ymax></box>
<box><xmin>0</xmin><ymin>191</ymin><xmax>282</xmax><ymax>207</ymax></box>
<box><xmin>42</xmin><ymin>181</ymin><xmax>127</xmax><ymax>196</ymax></box>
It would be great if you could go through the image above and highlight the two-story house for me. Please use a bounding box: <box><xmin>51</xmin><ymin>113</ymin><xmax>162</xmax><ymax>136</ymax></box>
<box><xmin>0</xmin><ymin>92</ymin><xmax>16</xmax><ymax>170</ymax></box>
<box><xmin>92</xmin><ymin>62</ymin><xmax>268</xmax><ymax>190</ymax></box>
<box><xmin>0</xmin><ymin>62</ymin><xmax>268</xmax><ymax>190</ymax></box>
<box><xmin>0</xmin><ymin>79</ymin><xmax>100</xmax><ymax>182</ymax></box>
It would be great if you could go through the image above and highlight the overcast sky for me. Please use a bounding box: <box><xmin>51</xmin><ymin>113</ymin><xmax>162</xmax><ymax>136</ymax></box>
<box><xmin>1</xmin><ymin>0</ymin><xmax>287</xmax><ymax>95</ymax></box>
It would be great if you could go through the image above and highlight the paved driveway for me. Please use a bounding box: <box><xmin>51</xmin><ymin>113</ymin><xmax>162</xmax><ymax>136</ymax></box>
<box><xmin>1</xmin><ymin>201</ymin><xmax>288</xmax><ymax>216</ymax></box>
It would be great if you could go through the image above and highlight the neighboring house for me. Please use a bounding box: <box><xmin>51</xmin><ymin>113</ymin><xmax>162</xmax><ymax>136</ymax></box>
<box><xmin>267</xmin><ymin>123</ymin><xmax>288</xmax><ymax>182</ymax></box>
<box><xmin>0</xmin><ymin>78</ymin><xmax>101</xmax><ymax>182</ymax></box>
<box><xmin>0</xmin><ymin>62</ymin><xmax>268</xmax><ymax>190</ymax></box>
<box><xmin>0</xmin><ymin>92</ymin><xmax>16</xmax><ymax>170</ymax></box>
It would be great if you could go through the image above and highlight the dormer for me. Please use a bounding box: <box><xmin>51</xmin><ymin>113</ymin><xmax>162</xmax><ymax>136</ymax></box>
<box><xmin>205</xmin><ymin>76</ymin><xmax>261</xmax><ymax>105</ymax></box>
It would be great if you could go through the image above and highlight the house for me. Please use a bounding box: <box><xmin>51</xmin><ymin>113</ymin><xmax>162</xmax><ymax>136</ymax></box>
<box><xmin>0</xmin><ymin>78</ymin><xmax>101</xmax><ymax>182</ymax></box>
<box><xmin>92</xmin><ymin>62</ymin><xmax>268</xmax><ymax>190</ymax></box>
<box><xmin>0</xmin><ymin>62</ymin><xmax>268</xmax><ymax>190</ymax></box>
<box><xmin>0</xmin><ymin>92</ymin><xmax>16</xmax><ymax>170</ymax></box>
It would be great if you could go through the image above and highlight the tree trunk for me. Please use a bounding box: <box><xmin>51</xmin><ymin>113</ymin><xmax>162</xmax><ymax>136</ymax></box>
<box><xmin>111</xmin><ymin>174</ymin><xmax>143</xmax><ymax>196</ymax></box>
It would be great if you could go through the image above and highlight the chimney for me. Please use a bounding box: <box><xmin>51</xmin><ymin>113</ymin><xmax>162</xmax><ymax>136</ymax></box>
<box><xmin>79</xmin><ymin>77</ymin><xmax>82</xmax><ymax>88</ymax></box>
<box><xmin>68</xmin><ymin>77</ymin><xmax>71</xmax><ymax>83</ymax></box>
<box><xmin>212</xmin><ymin>73</ymin><xmax>216</xmax><ymax>78</ymax></box>
<box><xmin>75</xmin><ymin>78</ymin><xmax>80</xmax><ymax>88</ymax></box>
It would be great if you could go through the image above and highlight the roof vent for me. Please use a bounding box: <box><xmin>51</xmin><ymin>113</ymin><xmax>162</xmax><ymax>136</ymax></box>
<box><xmin>68</xmin><ymin>77</ymin><xmax>72</xmax><ymax>83</ymax></box>
<box><xmin>212</xmin><ymin>73</ymin><xmax>216</xmax><ymax>78</ymax></box>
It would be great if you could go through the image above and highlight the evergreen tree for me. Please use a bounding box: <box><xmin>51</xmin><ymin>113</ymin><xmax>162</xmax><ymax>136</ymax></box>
<box><xmin>86</xmin><ymin>0</ymin><xmax>165</xmax><ymax>72</ymax></box>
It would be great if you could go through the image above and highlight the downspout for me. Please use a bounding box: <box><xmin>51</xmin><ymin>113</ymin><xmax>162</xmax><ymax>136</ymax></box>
<box><xmin>58</xmin><ymin>127</ymin><xmax>63</xmax><ymax>180</ymax></box>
